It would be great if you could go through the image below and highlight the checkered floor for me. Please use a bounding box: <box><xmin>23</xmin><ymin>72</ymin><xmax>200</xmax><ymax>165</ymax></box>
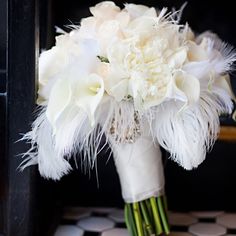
<box><xmin>54</xmin><ymin>207</ymin><xmax>236</xmax><ymax>236</ymax></box>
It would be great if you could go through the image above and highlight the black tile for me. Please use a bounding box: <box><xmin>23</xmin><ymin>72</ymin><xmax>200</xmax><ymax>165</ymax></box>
<box><xmin>115</xmin><ymin>222</ymin><xmax>126</xmax><ymax>228</ymax></box>
<box><xmin>91</xmin><ymin>212</ymin><xmax>108</xmax><ymax>217</ymax></box>
<box><xmin>170</xmin><ymin>225</ymin><xmax>189</xmax><ymax>232</ymax></box>
<box><xmin>227</xmin><ymin>229</ymin><xmax>236</xmax><ymax>234</ymax></box>
<box><xmin>83</xmin><ymin>232</ymin><xmax>100</xmax><ymax>236</ymax></box>
<box><xmin>198</xmin><ymin>218</ymin><xmax>216</xmax><ymax>223</ymax></box>
<box><xmin>60</xmin><ymin>219</ymin><xmax>78</xmax><ymax>225</ymax></box>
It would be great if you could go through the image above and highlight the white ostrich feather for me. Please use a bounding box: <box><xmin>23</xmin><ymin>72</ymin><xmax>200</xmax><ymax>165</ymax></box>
<box><xmin>197</xmin><ymin>31</ymin><xmax>236</xmax><ymax>74</ymax></box>
<box><xmin>152</xmin><ymin>88</ymin><xmax>233</xmax><ymax>170</ymax></box>
<box><xmin>20</xmin><ymin>97</ymin><xmax>148</xmax><ymax>179</ymax></box>
<box><xmin>20</xmin><ymin>108</ymin><xmax>72</xmax><ymax>180</ymax></box>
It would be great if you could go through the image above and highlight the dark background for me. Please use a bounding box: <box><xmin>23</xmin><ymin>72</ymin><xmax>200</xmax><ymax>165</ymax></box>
<box><xmin>0</xmin><ymin>0</ymin><xmax>236</xmax><ymax>236</ymax></box>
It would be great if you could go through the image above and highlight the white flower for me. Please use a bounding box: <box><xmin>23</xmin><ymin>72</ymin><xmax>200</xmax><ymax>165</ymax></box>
<box><xmin>106</xmin><ymin>16</ymin><xmax>190</xmax><ymax>109</ymax></box>
<box><xmin>172</xmin><ymin>71</ymin><xmax>200</xmax><ymax>104</ymax></box>
<box><xmin>38</xmin><ymin>35</ymin><xmax>100</xmax><ymax>104</ymax></box>
<box><xmin>124</xmin><ymin>3</ymin><xmax>157</xmax><ymax>19</ymax></box>
<box><xmin>78</xmin><ymin>2</ymin><xmax>130</xmax><ymax>56</ymax></box>
<box><xmin>38</xmin><ymin>34</ymin><xmax>80</xmax><ymax>103</ymax></box>
<box><xmin>90</xmin><ymin>1</ymin><xmax>120</xmax><ymax>20</ymax></box>
<box><xmin>46</xmin><ymin>68</ymin><xmax>104</xmax><ymax>134</ymax></box>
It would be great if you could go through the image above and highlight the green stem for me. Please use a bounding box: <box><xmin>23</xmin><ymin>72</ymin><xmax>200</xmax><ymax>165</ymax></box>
<box><xmin>133</xmin><ymin>202</ymin><xmax>144</xmax><ymax>236</ymax></box>
<box><xmin>126</xmin><ymin>203</ymin><xmax>138</xmax><ymax>236</ymax></box>
<box><xmin>140</xmin><ymin>201</ymin><xmax>154</xmax><ymax>235</ymax></box>
<box><xmin>125</xmin><ymin>204</ymin><xmax>133</xmax><ymax>236</ymax></box>
<box><xmin>145</xmin><ymin>200</ymin><xmax>154</xmax><ymax>226</ymax></box>
<box><xmin>162</xmin><ymin>195</ymin><xmax>168</xmax><ymax>214</ymax></box>
<box><xmin>157</xmin><ymin>197</ymin><xmax>170</xmax><ymax>234</ymax></box>
<box><xmin>150</xmin><ymin>197</ymin><xmax>163</xmax><ymax>235</ymax></box>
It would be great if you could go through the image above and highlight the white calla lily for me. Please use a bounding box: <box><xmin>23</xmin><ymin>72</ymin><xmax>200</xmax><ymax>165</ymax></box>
<box><xmin>187</xmin><ymin>40</ymin><xmax>209</xmax><ymax>61</ymax></box>
<box><xmin>46</xmin><ymin>71</ymin><xmax>104</xmax><ymax>134</ymax></box>
<box><xmin>173</xmin><ymin>71</ymin><xmax>200</xmax><ymax>104</ymax></box>
<box><xmin>167</xmin><ymin>47</ymin><xmax>187</xmax><ymax>69</ymax></box>
<box><xmin>74</xmin><ymin>74</ymin><xmax>105</xmax><ymax>126</ymax></box>
<box><xmin>215</xmin><ymin>74</ymin><xmax>236</xmax><ymax>101</ymax></box>
<box><xmin>46</xmin><ymin>78</ymin><xmax>72</xmax><ymax>134</ymax></box>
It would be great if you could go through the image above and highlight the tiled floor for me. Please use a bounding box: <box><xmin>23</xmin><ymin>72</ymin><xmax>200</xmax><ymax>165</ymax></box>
<box><xmin>54</xmin><ymin>207</ymin><xmax>236</xmax><ymax>236</ymax></box>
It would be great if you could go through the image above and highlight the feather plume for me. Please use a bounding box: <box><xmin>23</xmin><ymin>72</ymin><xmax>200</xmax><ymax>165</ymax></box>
<box><xmin>152</xmin><ymin>88</ymin><xmax>233</xmax><ymax>169</ymax></box>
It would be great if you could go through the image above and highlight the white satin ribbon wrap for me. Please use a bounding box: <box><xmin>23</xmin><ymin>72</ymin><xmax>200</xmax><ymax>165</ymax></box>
<box><xmin>110</xmin><ymin>135</ymin><xmax>165</xmax><ymax>203</ymax></box>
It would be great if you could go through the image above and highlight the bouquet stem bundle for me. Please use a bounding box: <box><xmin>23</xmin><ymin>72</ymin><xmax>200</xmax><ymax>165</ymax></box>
<box><xmin>125</xmin><ymin>196</ymin><xmax>170</xmax><ymax>236</ymax></box>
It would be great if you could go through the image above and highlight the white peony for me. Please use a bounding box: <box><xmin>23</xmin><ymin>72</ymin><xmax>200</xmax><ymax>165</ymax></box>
<box><xmin>105</xmin><ymin>15</ymin><xmax>199</xmax><ymax>110</ymax></box>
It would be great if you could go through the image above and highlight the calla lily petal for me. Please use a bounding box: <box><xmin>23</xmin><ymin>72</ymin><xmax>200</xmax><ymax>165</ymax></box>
<box><xmin>187</xmin><ymin>41</ymin><xmax>208</xmax><ymax>61</ymax></box>
<box><xmin>75</xmin><ymin>74</ymin><xmax>105</xmax><ymax>126</ymax></box>
<box><xmin>167</xmin><ymin>47</ymin><xmax>187</xmax><ymax>69</ymax></box>
<box><xmin>174</xmin><ymin>71</ymin><xmax>200</xmax><ymax>104</ymax></box>
<box><xmin>46</xmin><ymin>78</ymin><xmax>72</xmax><ymax>133</ymax></box>
<box><xmin>215</xmin><ymin>74</ymin><xmax>236</xmax><ymax>102</ymax></box>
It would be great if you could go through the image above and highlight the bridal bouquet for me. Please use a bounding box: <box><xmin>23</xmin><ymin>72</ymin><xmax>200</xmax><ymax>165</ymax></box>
<box><xmin>21</xmin><ymin>1</ymin><xmax>235</xmax><ymax>235</ymax></box>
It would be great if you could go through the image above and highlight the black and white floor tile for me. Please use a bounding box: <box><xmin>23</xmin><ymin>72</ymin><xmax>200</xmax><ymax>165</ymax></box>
<box><xmin>54</xmin><ymin>207</ymin><xmax>236</xmax><ymax>236</ymax></box>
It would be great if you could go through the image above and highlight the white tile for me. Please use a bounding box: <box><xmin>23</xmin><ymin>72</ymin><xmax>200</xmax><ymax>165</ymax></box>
<box><xmin>168</xmin><ymin>212</ymin><xmax>198</xmax><ymax>226</ymax></box>
<box><xmin>189</xmin><ymin>223</ymin><xmax>226</xmax><ymax>236</ymax></box>
<box><xmin>63</xmin><ymin>207</ymin><xmax>91</xmax><ymax>220</ymax></box>
<box><xmin>77</xmin><ymin>216</ymin><xmax>115</xmax><ymax>232</ymax></box>
<box><xmin>190</xmin><ymin>211</ymin><xmax>224</xmax><ymax>218</ymax></box>
<box><xmin>217</xmin><ymin>213</ymin><xmax>236</xmax><ymax>229</ymax></box>
<box><xmin>101</xmin><ymin>228</ymin><xmax>129</xmax><ymax>236</ymax></box>
<box><xmin>54</xmin><ymin>225</ymin><xmax>84</xmax><ymax>236</ymax></box>
<box><xmin>108</xmin><ymin>209</ymin><xmax>124</xmax><ymax>223</ymax></box>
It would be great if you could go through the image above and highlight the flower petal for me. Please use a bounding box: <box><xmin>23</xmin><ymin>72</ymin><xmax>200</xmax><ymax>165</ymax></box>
<box><xmin>215</xmin><ymin>74</ymin><xmax>236</xmax><ymax>101</ymax></box>
<box><xmin>187</xmin><ymin>40</ymin><xmax>209</xmax><ymax>61</ymax></box>
<box><xmin>124</xmin><ymin>3</ymin><xmax>157</xmax><ymax>19</ymax></box>
<box><xmin>167</xmin><ymin>47</ymin><xmax>187</xmax><ymax>68</ymax></box>
<box><xmin>46</xmin><ymin>78</ymin><xmax>72</xmax><ymax>133</ymax></box>
<box><xmin>75</xmin><ymin>74</ymin><xmax>104</xmax><ymax>126</ymax></box>
<box><xmin>174</xmin><ymin>71</ymin><xmax>200</xmax><ymax>104</ymax></box>
<box><xmin>110</xmin><ymin>79</ymin><xmax>129</xmax><ymax>101</ymax></box>
<box><xmin>90</xmin><ymin>1</ymin><xmax>120</xmax><ymax>20</ymax></box>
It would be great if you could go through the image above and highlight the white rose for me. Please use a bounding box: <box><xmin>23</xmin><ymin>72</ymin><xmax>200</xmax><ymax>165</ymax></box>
<box><xmin>124</xmin><ymin>3</ymin><xmax>157</xmax><ymax>19</ymax></box>
<box><xmin>78</xmin><ymin>3</ymin><xmax>130</xmax><ymax>56</ymax></box>
<box><xmin>90</xmin><ymin>1</ymin><xmax>120</xmax><ymax>20</ymax></box>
